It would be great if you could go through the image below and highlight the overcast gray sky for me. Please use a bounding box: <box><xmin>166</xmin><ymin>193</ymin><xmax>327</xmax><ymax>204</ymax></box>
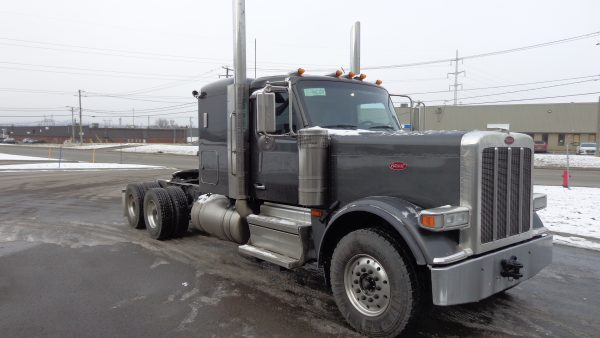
<box><xmin>1</xmin><ymin>0</ymin><xmax>599</xmax><ymax>127</ymax></box>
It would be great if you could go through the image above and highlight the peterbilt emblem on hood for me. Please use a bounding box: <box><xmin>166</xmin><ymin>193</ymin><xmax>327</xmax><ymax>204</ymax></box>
<box><xmin>504</xmin><ymin>136</ymin><xmax>515</xmax><ymax>145</ymax></box>
<box><xmin>389</xmin><ymin>162</ymin><xmax>408</xmax><ymax>171</ymax></box>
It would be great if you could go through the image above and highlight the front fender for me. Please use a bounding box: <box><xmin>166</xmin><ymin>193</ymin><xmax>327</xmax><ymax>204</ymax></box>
<box><xmin>319</xmin><ymin>196</ymin><xmax>463</xmax><ymax>266</ymax></box>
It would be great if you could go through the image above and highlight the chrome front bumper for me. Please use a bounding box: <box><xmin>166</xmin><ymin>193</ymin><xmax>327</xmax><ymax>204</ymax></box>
<box><xmin>430</xmin><ymin>234</ymin><xmax>552</xmax><ymax>306</ymax></box>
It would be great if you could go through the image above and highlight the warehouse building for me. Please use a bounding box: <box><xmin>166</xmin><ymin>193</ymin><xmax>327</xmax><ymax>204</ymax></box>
<box><xmin>396</xmin><ymin>101</ymin><xmax>599</xmax><ymax>152</ymax></box>
<box><xmin>0</xmin><ymin>125</ymin><xmax>188</xmax><ymax>144</ymax></box>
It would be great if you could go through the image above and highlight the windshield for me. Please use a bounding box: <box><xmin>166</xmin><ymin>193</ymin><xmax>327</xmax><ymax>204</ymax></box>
<box><xmin>296</xmin><ymin>80</ymin><xmax>400</xmax><ymax>131</ymax></box>
<box><xmin>580</xmin><ymin>143</ymin><xmax>596</xmax><ymax>147</ymax></box>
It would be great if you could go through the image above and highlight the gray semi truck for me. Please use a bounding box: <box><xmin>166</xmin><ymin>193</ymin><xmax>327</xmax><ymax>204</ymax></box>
<box><xmin>123</xmin><ymin>1</ymin><xmax>552</xmax><ymax>336</ymax></box>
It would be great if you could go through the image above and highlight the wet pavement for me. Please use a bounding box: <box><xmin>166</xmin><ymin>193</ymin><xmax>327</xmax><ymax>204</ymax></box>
<box><xmin>0</xmin><ymin>169</ymin><xmax>599</xmax><ymax>337</ymax></box>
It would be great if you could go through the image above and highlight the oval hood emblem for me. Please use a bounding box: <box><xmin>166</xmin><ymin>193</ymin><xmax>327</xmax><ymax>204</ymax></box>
<box><xmin>504</xmin><ymin>136</ymin><xmax>515</xmax><ymax>145</ymax></box>
<box><xmin>389</xmin><ymin>162</ymin><xmax>408</xmax><ymax>171</ymax></box>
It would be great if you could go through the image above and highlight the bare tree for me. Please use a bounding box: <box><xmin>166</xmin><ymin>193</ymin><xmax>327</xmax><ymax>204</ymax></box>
<box><xmin>155</xmin><ymin>118</ymin><xmax>170</xmax><ymax>128</ymax></box>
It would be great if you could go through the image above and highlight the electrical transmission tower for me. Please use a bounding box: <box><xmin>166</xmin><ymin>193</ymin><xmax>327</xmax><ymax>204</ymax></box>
<box><xmin>448</xmin><ymin>50</ymin><xmax>466</xmax><ymax>105</ymax></box>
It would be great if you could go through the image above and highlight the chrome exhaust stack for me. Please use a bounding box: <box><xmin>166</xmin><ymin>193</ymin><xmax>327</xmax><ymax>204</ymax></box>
<box><xmin>350</xmin><ymin>21</ymin><xmax>360</xmax><ymax>74</ymax></box>
<box><xmin>228</xmin><ymin>0</ymin><xmax>251</xmax><ymax>215</ymax></box>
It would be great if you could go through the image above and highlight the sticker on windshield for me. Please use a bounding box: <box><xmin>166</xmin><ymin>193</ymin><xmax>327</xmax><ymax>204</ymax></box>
<box><xmin>303</xmin><ymin>88</ymin><xmax>326</xmax><ymax>96</ymax></box>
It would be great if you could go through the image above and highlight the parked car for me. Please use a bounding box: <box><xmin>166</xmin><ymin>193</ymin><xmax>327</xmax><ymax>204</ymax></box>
<box><xmin>534</xmin><ymin>140</ymin><xmax>548</xmax><ymax>153</ymax></box>
<box><xmin>22</xmin><ymin>138</ymin><xmax>46</xmax><ymax>144</ymax></box>
<box><xmin>2</xmin><ymin>137</ymin><xmax>16</xmax><ymax>144</ymax></box>
<box><xmin>576</xmin><ymin>142</ymin><xmax>597</xmax><ymax>155</ymax></box>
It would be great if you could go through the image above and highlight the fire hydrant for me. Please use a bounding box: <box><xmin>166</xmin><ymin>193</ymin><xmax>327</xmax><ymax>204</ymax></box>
<box><xmin>562</xmin><ymin>169</ymin><xmax>570</xmax><ymax>188</ymax></box>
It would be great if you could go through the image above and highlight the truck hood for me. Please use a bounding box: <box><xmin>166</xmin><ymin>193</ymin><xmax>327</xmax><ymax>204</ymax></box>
<box><xmin>328</xmin><ymin>130</ymin><xmax>467</xmax><ymax>209</ymax></box>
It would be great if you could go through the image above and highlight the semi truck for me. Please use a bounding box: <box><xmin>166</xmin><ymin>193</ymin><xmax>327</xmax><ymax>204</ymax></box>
<box><xmin>123</xmin><ymin>1</ymin><xmax>553</xmax><ymax>336</ymax></box>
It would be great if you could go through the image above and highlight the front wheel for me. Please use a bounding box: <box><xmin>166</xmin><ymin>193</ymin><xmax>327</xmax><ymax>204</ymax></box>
<box><xmin>330</xmin><ymin>228</ymin><xmax>421</xmax><ymax>337</ymax></box>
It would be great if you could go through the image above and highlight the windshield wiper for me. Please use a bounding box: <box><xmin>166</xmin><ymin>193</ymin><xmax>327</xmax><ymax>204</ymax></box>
<box><xmin>321</xmin><ymin>124</ymin><xmax>357</xmax><ymax>130</ymax></box>
<box><xmin>368</xmin><ymin>125</ymin><xmax>395</xmax><ymax>130</ymax></box>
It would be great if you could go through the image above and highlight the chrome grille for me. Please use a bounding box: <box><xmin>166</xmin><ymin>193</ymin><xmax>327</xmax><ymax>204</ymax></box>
<box><xmin>480</xmin><ymin>147</ymin><xmax>532</xmax><ymax>244</ymax></box>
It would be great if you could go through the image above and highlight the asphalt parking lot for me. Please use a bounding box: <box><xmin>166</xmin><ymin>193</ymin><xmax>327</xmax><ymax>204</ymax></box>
<box><xmin>0</xmin><ymin>168</ymin><xmax>599</xmax><ymax>337</ymax></box>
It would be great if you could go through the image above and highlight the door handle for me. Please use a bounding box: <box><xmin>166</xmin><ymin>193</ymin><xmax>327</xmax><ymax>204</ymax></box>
<box><xmin>254</xmin><ymin>183</ymin><xmax>266</xmax><ymax>190</ymax></box>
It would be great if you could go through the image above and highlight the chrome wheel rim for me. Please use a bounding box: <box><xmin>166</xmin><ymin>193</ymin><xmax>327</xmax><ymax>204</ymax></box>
<box><xmin>127</xmin><ymin>194</ymin><xmax>136</xmax><ymax>219</ymax></box>
<box><xmin>344</xmin><ymin>254</ymin><xmax>391</xmax><ymax>316</ymax></box>
<box><xmin>146</xmin><ymin>200</ymin><xmax>158</xmax><ymax>229</ymax></box>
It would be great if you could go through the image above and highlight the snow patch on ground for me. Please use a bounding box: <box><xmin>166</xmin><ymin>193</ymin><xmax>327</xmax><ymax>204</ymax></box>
<box><xmin>0</xmin><ymin>162</ymin><xmax>164</xmax><ymax>171</ymax></box>
<box><xmin>0</xmin><ymin>153</ymin><xmax>55</xmax><ymax>161</ymax></box>
<box><xmin>119</xmin><ymin>144</ymin><xmax>197</xmax><ymax>155</ymax></box>
<box><xmin>535</xmin><ymin>154</ymin><xmax>600</xmax><ymax>169</ymax></box>
<box><xmin>552</xmin><ymin>235</ymin><xmax>600</xmax><ymax>251</ymax></box>
<box><xmin>535</xmin><ymin>185</ymin><xmax>600</xmax><ymax>251</ymax></box>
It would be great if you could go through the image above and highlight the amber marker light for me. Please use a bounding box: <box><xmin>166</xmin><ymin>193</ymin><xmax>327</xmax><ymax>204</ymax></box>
<box><xmin>420</xmin><ymin>215</ymin><xmax>437</xmax><ymax>228</ymax></box>
<box><xmin>335</xmin><ymin>69</ymin><xmax>343</xmax><ymax>78</ymax></box>
<box><xmin>348</xmin><ymin>71</ymin><xmax>356</xmax><ymax>79</ymax></box>
<box><xmin>311</xmin><ymin>209</ymin><xmax>323</xmax><ymax>217</ymax></box>
<box><xmin>297</xmin><ymin>68</ymin><xmax>306</xmax><ymax>76</ymax></box>
<box><xmin>375</xmin><ymin>79</ymin><xmax>383</xmax><ymax>86</ymax></box>
<box><xmin>358</xmin><ymin>73</ymin><xmax>367</xmax><ymax>81</ymax></box>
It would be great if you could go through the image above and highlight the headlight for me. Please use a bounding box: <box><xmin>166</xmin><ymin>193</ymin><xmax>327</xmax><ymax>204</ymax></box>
<box><xmin>419</xmin><ymin>206</ymin><xmax>470</xmax><ymax>232</ymax></box>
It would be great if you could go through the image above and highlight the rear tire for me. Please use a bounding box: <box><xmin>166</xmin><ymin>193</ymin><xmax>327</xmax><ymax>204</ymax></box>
<box><xmin>165</xmin><ymin>186</ymin><xmax>190</xmax><ymax>237</ymax></box>
<box><xmin>125</xmin><ymin>183</ymin><xmax>146</xmax><ymax>229</ymax></box>
<box><xmin>143</xmin><ymin>188</ymin><xmax>175</xmax><ymax>240</ymax></box>
<box><xmin>330</xmin><ymin>228</ymin><xmax>421</xmax><ymax>337</ymax></box>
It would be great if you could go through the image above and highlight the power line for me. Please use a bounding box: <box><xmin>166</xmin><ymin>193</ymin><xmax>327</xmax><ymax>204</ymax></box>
<box><xmin>0</xmin><ymin>61</ymin><xmax>197</xmax><ymax>80</ymax></box>
<box><xmin>453</xmin><ymin>78</ymin><xmax>599</xmax><ymax>101</ymax></box>
<box><xmin>403</xmin><ymin>74</ymin><xmax>600</xmax><ymax>95</ymax></box>
<box><xmin>425</xmin><ymin>78</ymin><xmax>600</xmax><ymax>103</ymax></box>
<box><xmin>108</xmin><ymin>67</ymin><xmax>221</xmax><ymax>96</ymax></box>
<box><xmin>363</xmin><ymin>30</ymin><xmax>600</xmax><ymax>70</ymax></box>
<box><xmin>454</xmin><ymin>91</ymin><xmax>600</xmax><ymax>105</ymax></box>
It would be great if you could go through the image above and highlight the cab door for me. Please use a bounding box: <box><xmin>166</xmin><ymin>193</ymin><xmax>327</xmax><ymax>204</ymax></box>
<box><xmin>250</xmin><ymin>91</ymin><xmax>299</xmax><ymax>205</ymax></box>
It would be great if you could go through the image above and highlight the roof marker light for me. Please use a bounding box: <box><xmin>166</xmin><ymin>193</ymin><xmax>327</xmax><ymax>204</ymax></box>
<box><xmin>358</xmin><ymin>73</ymin><xmax>367</xmax><ymax>81</ymax></box>
<box><xmin>375</xmin><ymin>79</ymin><xmax>383</xmax><ymax>86</ymax></box>
<box><xmin>335</xmin><ymin>70</ymin><xmax>343</xmax><ymax>78</ymax></box>
<box><xmin>348</xmin><ymin>71</ymin><xmax>356</xmax><ymax>79</ymax></box>
<box><xmin>297</xmin><ymin>68</ymin><xmax>305</xmax><ymax>76</ymax></box>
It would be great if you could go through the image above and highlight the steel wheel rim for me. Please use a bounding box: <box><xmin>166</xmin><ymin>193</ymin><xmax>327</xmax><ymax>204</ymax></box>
<box><xmin>127</xmin><ymin>194</ymin><xmax>137</xmax><ymax>219</ymax></box>
<box><xmin>146</xmin><ymin>200</ymin><xmax>159</xmax><ymax>229</ymax></box>
<box><xmin>344</xmin><ymin>254</ymin><xmax>391</xmax><ymax>317</ymax></box>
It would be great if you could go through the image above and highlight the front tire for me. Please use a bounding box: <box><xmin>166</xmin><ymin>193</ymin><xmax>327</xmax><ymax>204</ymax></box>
<box><xmin>330</xmin><ymin>228</ymin><xmax>421</xmax><ymax>337</ymax></box>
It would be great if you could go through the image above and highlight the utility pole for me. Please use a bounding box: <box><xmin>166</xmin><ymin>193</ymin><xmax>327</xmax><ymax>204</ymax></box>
<box><xmin>69</xmin><ymin>107</ymin><xmax>75</xmax><ymax>142</ymax></box>
<box><xmin>254</xmin><ymin>38</ymin><xmax>257</xmax><ymax>78</ymax></box>
<box><xmin>132</xmin><ymin>108</ymin><xmax>135</xmax><ymax>128</ymax></box>
<box><xmin>78</xmin><ymin>89</ymin><xmax>83</xmax><ymax>143</ymax></box>
<box><xmin>119</xmin><ymin>117</ymin><xmax>122</xmax><ymax>127</ymax></box>
<box><xmin>448</xmin><ymin>50</ymin><xmax>465</xmax><ymax>105</ymax></box>
<box><xmin>147</xmin><ymin>115</ymin><xmax>150</xmax><ymax>129</ymax></box>
<box><xmin>219</xmin><ymin>65</ymin><xmax>234</xmax><ymax>78</ymax></box>
<box><xmin>596</xmin><ymin>96</ymin><xmax>600</xmax><ymax>157</ymax></box>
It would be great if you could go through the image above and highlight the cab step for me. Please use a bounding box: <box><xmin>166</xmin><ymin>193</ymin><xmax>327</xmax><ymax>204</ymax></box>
<box><xmin>238</xmin><ymin>203</ymin><xmax>312</xmax><ymax>269</ymax></box>
<box><xmin>238</xmin><ymin>244</ymin><xmax>302</xmax><ymax>269</ymax></box>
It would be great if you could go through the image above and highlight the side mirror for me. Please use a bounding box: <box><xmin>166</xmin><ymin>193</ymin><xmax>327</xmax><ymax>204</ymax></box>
<box><xmin>256</xmin><ymin>91</ymin><xmax>276</xmax><ymax>134</ymax></box>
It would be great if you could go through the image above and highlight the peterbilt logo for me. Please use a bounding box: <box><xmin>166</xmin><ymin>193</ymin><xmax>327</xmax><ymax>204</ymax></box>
<box><xmin>389</xmin><ymin>162</ymin><xmax>408</xmax><ymax>171</ymax></box>
<box><xmin>504</xmin><ymin>136</ymin><xmax>515</xmax><ymax>145</ymax></box>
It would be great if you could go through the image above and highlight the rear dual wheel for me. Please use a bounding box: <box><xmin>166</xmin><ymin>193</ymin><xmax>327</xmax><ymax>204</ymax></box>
<box><xmin>143</xmin><ymin>186</ymin><xmax>190</xmax><ymax>240</ymax></box>
<box><xmin>125</xmin><ymin>182</ymin><xmax>162</xmax><ymax>229</ymax></box>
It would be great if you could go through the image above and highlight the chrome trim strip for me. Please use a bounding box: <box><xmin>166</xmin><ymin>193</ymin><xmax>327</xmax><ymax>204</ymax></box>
<box><xmin>432</xmin><ymin>248</ymin><xmax>473</xmax><ymax>265</ymax></box>
<box><xmin>519</xmin><ymin>148</ymin><xmax>524</xmax><ymax>233</ymax></box>
<box><xmin>493</xmin><ymin>147</ymin><xmax>498</xmax><ymax>241</ymax></box>
<box><xmin>506</xmin><ymin>147</ymin><xmax>512</xmax><ymax>238</ymax></box>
